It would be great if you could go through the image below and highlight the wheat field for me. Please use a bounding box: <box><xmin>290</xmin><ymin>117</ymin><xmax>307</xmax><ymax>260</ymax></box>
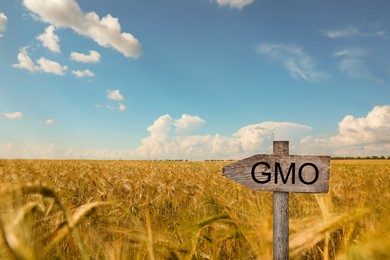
<box><xmin>0</xmin><ymin>159</ymin><xmax>389</xmax><ymax>259</ymax></box>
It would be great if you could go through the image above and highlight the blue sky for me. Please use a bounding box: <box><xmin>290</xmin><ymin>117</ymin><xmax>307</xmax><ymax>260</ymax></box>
<box><xmin>1</xmin><ymin>0</ymin><xmax>390</xmax><ymax>159</ymax></box>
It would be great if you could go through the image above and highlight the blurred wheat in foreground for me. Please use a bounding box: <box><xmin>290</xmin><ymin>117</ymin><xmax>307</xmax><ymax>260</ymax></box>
<box><xmin>0</xmin><ymin>159</ymin><xmax>389</xmax><ymax>259</ymax></box>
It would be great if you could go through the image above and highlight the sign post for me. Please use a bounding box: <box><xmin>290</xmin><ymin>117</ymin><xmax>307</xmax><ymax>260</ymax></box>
<box><xmin>273</xmin><ymin>141</ymin><xmax>289</xmax><ymax>260</ymax></box>
<box><xmin>222</xmin><ymin>141</ymin><xmax>330</xmax><ymax>259</ymax></box>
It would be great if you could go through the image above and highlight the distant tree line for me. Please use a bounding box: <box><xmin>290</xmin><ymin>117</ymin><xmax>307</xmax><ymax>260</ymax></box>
<box><xmin>331</xmin><ymin>156</ymin><xmax>390</xmax><ymax>160</ymax></box>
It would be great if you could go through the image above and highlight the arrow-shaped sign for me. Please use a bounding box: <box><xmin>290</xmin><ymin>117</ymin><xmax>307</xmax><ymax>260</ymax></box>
<box><xmin>223</xmin><ymin>153</ymin><xmax>330</xmax><ymax>193</ymax></box>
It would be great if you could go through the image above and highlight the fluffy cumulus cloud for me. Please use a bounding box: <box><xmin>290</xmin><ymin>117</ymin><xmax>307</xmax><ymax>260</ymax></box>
<box><xmin>0</xmin><ymin>112</ymin><xmax>24</xmax><ymax>119</ymax></box>
<box><xmin>257</xmin><ymin>43</ymin><xmax>326</xmax><ymax>82</ymax></box>
<box><xmin>132</xmin><ymin>110</ymin><xmax>389</xmax><ymax>159</ymax></box>
<box><xmin>107</xmin><ymin>89</ymin><xmax>124</xmax><ymax>101</ymax></box>
<box><xmin>0</xmin><ymin>12</ymin><xmax>7</xmax><ymax>36</ymax></box>
<box><xmin>12</xmin><ymin>47</ymin><xmax>67</xmax><ymax>75</ymax></box>
<box><xmin>23</xmin><ymin>0</ymin><xmax>142</xmax><ymax>58</ymax></box>
<box><xmin>330</xmin><ymin>106</ymin><xmax>390</xmax><ymax>146</ymax></box>
<box><xmin>234</xmin><ymin>122</ymin><xmax>312</xmax><ymax>149</ymax></box>
<box><xmin>300</xmin><ymin>105</ymin><xmax>390</xmax><ymax>157</ymax></box>
<box><xmin>214</xmin><ymin>0</ymin><xmax>253</xmax><ymax>9</ymax></box>
<box><xmin>3</xmin><ymin>108</ymin><xmax>389</xmax><ymax>159</ymax></box>
<box><xmin>131</xmin><ymin>114</ymin><xmax>312</xmax><ymax>160</ymax></box>
<box><xmin>37</xmin><ymin>25</ymin><xmax>60</xmax><ymax>53</ymax></box>
<box><xmin>12</xmin><ymin>47</ymin><xmax>39</xmax><ymax>72</ymax></box>
<box><xmin>72</xmin><ymin>69</ymin><xmax>94</xmax><ymax>78</ymax></box>
<box><xmin>36</xmin><ymin>57</ymin><xmax>67</xmax><ymax>75</ymax></box>
<box><xmin>174</xmin><ymin>114</ymin><xmax>205</xmax><ymax>135</ymax></box>
<box><xmin>147</xmin><ymin>114</ymin><xmax>174</xmax><ymax>135</ymax></box>
<box><xmin>70</xmin><ymin>50</ymin><xmax>100</xmax><ymax>63</ymax></box>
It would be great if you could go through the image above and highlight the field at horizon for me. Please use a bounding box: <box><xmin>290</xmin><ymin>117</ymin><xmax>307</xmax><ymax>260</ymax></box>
<box><xmin>0</xmin><ymin>159</ymin><xmax>389</xmax><ymax>259</ymax></box>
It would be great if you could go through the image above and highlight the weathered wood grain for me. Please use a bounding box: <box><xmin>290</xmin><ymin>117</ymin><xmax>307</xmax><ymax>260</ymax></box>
<box><xmin>273</xmin><ymin>141</ymin><xmax>289</xmax><ymax>260</ymax></box>
<box><xmin>222</xmin><ymin>154</ymin><xmax>330</xmax><ymax>193</ymax></box>
<box><xmin>274</xmin><ymin>191</ymin><xmax>289</xmax><ymax>260</ymax></box>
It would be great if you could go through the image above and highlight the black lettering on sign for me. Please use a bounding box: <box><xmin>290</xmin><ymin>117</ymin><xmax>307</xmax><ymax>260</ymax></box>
<box><xmin>251</xmin><ymin>162</ymin><xmax>319</xmax><ymax>185</ymax></box>
<box><xmin>298</xmin><ymin>163</ymin><xmax>319</xmax><ymax>185</ymax></box>
<box><xmin>275</xmin><ymin>162</ymin><xmax>295</xmax><ymax>184</ymax></box>
<box><xmin>251</xmin><ymin>162</ymin><xmax>271</xmax><ymax>183</ymax></box>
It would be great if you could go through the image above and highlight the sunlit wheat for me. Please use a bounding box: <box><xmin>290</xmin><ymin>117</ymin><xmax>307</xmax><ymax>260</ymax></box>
<box><xmin>0</xmin><ymin>159</ymin><xmax>388</xmax><ymax>259</ymax></box>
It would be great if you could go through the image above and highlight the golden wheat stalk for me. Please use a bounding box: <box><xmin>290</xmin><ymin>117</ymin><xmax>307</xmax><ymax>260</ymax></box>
<box><xmin>145</xmin><ymin>190</ymin><xmax>156</xmax><ymax>260</ymax></box>
<box><xmin>2</xmin><ymin>201</ymin><xmax>44</xmax><ymax>259</ymax></box>
<box><xmin>42</xmin><ymin>201</ymin><xmax>110</xmax><ymax>256</ymax></box>
<box><xmin>0</xmin><ymin>184</ymin><xmax>63</xmax><ymax>260</ymax></box>
<box><xmin>314</xmin><ymin>194</ymin><xmax>332</xmax><ymax>260</ymax></box>
<box><xmin>290</xmin><ymin>209</ymin><xmax>369</xmax><ymax>258</ymax></box>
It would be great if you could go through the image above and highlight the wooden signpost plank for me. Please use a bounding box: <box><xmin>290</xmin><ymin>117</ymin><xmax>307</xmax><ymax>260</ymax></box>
<box><xmin>273</xmin><ymin>141</ymin><xmax>289</xmax><ymax>260</ymax></box>
<box><xmin>222</xmin><ymin>151</ymin><xmax>330</xmax><ymax>193</ymax></box>
<box><xmin>222</xmin><ymin>141</ymin><xmax>330</xmax><ymax>260</ymax></box>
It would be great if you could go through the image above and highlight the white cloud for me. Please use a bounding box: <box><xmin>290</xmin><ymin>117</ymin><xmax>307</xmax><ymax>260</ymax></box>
<box><xmin>235</xmin><ymin>122</ymin><xmax>312</xmax><ymax>145</ymax></box>
<box><xmin>23</xmin><ymin>0</ymin><xmax>142</xmax><ymax>58</ymax></box>
<box><xmin>12</xmin><ymin>47</ymin><xmax>40</xmax><ymax>72</ymax></box>
<box><xmin>72</xmin><ymin>69</ymin><xmax>95</xmax><ymax>78</ymax></box>
<box><xmin>213</xmin><ymin>0</ymin><xmax>253</xmax><ymax>9</ymax></box>
<box><xmin>0</xmin><ymin>12</ymin><xmax>7</xmax><ymax>36</ymax></box>
<box><xmin>131</xmin><ymin>111</ymin><xmax>389</xmax><ymax>159</ymax></box>
<box><xmin>1</xmin><ymin>112</ymin><xmax>24</xmax><ymax>119</ymax></box>
<box><xmin>37</xmin><ymin>57</ymin><xmax>67</xmax><ymax>75</ymax></box>
<box><xmin>131</xmin><ymin>114</ymin><xmax>312</xmax><ymax>160</ymax></box>
<box><xmin>147</xmin><ymin>114</ymin><xmax>174</xmax><ymax>135</ymax></box>
<box><xmin>257</xmin><ymin>43</ymin><xmax>327</xmax><ymax>82</ymax></box>
<box><xmin>37</xmin><ymin>25</ymin><xmax>60</xmax><ymax>53</ymax></box>
<box><xmin>326</xmin><ymin>25</ymin><xmax>388</xmax><ymax>39</ymax></box>
<box><xmin>45</xmin><ymin>118</ymin><xmax>54</xmax><ymax>125</ymax></box>
<box><xmin>99</xmin><ymin>90</ymin><xmax>127</xmax><ymax>111</ymax></box>
<box><xmin>2</xmin><ymin>107</ymin><xmax>390</xmax><ymax>159</ymax></box>
<box><xmin>334</xmin><ymin>48</ymin><xmax>366</xmax><ymax>58</ymax></box>
<box><xmin>12</xmin><ymin>47</ymin><xmax>67</xmax><ymax>75</ymax></box>
<box><xmin>107</xmin><ymin>89</ymin><xmax>124</xmax><ymax>101</ymax></box>
<box><xmin>118</xmin><ymin>103</ymin><xmax>127</xmax><ymax>111</ymax></box>
<box><xmin>334</xmin><ymin>48</ymin><xmax>382</xmax><ymax>83</ymax></box>
<box><xmin>173</xmin><ymin>114</ymin><xmax>205</xmax><ymax>135</ymax></box>
<box><xmin>70</xmin><ymin>50</ymin><xmax>100</xmax><ymax>63</ymax></box>
<box><xmin>330</xmin><ymin>106</ymin><xmax>390</xmax><ymax>146</ymax></box>
<box><xmin>326</xmin><ymin>26</ymin><xmax>360</xmax><ymax>39</ymax></box>
<box><xmin>300</xmin><ymin>105</ymin><xmax>390</xmax><ymax>157</ymax></box>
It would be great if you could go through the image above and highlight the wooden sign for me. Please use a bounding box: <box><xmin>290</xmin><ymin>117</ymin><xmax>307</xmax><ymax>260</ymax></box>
<box><xmin>222</xmin><ymin>141</ymin><xmax>330</xmax><ymax>260</ymax></box>
<box><xmin>223</xmin><ymin>154</ymin><xmax>330</xmax><ymax>193</ymax></box>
